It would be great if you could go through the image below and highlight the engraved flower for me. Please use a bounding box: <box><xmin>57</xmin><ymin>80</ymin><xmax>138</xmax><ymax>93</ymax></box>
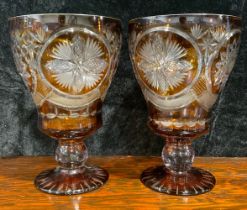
<box><xmin>191</xmin><ymin>24</ymin><xmax>204</xmax><ymax>39</ymax></box>
<box><xmin>45</xmin><ymin>34</ymin><xmax>107</xmax><ymax>93</ymax></box>
<box><xmin>215</xmin><ymin>39</ymin><xmax>239</xmax><ymax>88</ymax></box>
<box><xmin>199</xmin><ymin>33</ymin><xmax>218</xmax><ymax>64</ymax></box>
<box><xmin>199</xmin><ymin>33</ymin><xmax>217</xmax><ymax>52</ymax></box>
<box><xmin>138</xmin><ymin>34</ymin><xmax>193</xmax><ymax>92</ymax></box>
<box><xmin>210</xmin><ymin>26</ymin><xmax>227</xmax><ymax>43</ymax></box>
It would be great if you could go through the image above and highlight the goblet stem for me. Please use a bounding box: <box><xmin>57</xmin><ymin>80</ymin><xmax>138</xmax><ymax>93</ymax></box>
<box><xmin>55</xmin><ymin>140</ymin><xmax>88</xmax><ymax>169</ymax></box>
<box><xmin>35</xmin><ymin>139</ymin><xmax>108</xmax><ymax>195</ymax></box>
<box><xmin>162</xmin><ymin>137</ymin><xmax>194</xmax><ymax>175</ymax></box>
<box><xmin>141</xmin><ymin>137</ymin><xmax>216</xmax><ymax>195</ymax></box>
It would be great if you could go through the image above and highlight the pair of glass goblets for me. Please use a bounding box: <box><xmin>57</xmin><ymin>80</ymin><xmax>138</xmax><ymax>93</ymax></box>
<box><xmin>9</xmin><ymin>13</ymin><xmax>241</xmax><ymax>196</ymax></box>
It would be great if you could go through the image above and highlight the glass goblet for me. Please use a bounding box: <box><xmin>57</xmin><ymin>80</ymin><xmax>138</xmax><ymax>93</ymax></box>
<box><xmin>9</xmin><ymin>14</ymin><xmax>122</xmax><ymax>195</ymax></box>
<box><xmin>129</xmin><ymin>14</ymin><xmax>241</xmax><ymax>195</ymax></box>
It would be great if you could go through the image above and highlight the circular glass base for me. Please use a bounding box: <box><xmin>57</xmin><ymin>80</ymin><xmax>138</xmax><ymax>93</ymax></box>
<box><xmin>141</xmin><ymin>166</ymin><xmax>215</xmax><ymax>195</ymax></box>
<box><xmin>34</xmin><ymin>166</ymin><xmax>108</xmax><ymax>195</ymax></box>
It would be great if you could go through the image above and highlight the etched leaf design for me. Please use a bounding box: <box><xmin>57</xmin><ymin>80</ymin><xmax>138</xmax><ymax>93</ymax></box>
<box><xmin>82</xmin><ymin>58</ymin><xmax>107</xmax><ymax>73</ymax></box>
<box><xmin>12</xmin><ymin>27</ymin><xmax>49</xmax><ymax>95</ymax></box>
<box><xmin>46</xmin><ymin>60</ymin><xmax>75</xmax><ymax>73</ymax></box>
<box><xmin>72</xmin><ymin>34</ymin><xmax>84</xmax><ymax>58</ymax></box>
<box><xmin>215</xmin><ymin>39</ymin><xmax>239</xmax><ymax>88</ymax></box>
<box><xmin>103</xmin><ymin>28</ymin><xmax>120</xmax><ymax>53</ymax></box>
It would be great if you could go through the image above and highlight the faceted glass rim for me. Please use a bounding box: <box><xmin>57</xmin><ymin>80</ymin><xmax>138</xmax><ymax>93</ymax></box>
<box><xmin>129</xmin><ymin>13</ymin><xmax>241</xmax><ymax>24</ymax></box>
<box><xmin>8</xmin><ymin>13</ymin><xmax>121</xmax><ymax>22</ymax></box>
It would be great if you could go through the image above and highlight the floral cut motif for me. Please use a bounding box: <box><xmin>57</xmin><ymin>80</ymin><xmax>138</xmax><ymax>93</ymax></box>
<box><xmin>137</xmin><ymin>34</ymin><xmax>193</xmax><ymax>93</ymax></box>
<box><xmin>45</xmin><ymin>34</ymin><xmax>107</xmax><ymax>93</ymax></box>
<box><xmin>215</xmin><ymin>39</ymin><xmax>239</xmax><ymax>88</ymax></box>
<box><xmin>189</xmin><ymin>24</ymin><xmax>240</xmax><ymax>90</ymax></box>
<box><xmin>190</xmin><ymin>25</ymin><xmax>228</xmax><ymax>65</ymax></box>
<box><xmin>12</xmin><ymin>27</ymin><xmax>49</xmax><ymax>93</ymax></box>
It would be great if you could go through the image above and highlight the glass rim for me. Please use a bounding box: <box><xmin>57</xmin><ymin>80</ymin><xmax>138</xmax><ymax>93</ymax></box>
<box><xmin>129</xmin><ymin>13</ymin><xmax>241</xmax><ymax>24</ymax></box>
<box><xmin>8</xmin><ymin>13</ymin><xmax>121</xmax><ymax>22</ymax></box>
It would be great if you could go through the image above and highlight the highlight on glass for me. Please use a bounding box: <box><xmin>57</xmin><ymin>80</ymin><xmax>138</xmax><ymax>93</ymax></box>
<box><xmin>129</xmin><ymin>13</ymin><xmax>242</xmax><ymax>195</ymax></box>
<box><xmin>9</xmin><ymin>13</ymin><xmax>122</xmax><ymax>195</ymax></box>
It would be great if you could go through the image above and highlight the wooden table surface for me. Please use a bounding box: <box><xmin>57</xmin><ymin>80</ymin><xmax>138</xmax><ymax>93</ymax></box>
<box><xmin>0</xmin><ymin>156</ymin><xmax>247</xmax><ymax>210</ymax></box>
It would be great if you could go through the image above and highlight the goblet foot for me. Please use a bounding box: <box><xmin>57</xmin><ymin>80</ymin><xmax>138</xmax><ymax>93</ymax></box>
<box><xmin>141</xmin><ymin>166</ymin><xmax>215</xmax><ymax>195</ymax></box>
<box><xmin>35</xmin><ymin>166</ymin><xmax>108</xmax><ymax>195</ymax></box>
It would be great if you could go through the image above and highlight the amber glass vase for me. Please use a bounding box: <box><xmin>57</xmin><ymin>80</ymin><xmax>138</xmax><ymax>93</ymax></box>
<box><xmin>129</xmin><ymin>14</ymin><xmax>242</xmax><ymax>195</ymax></box>
<box><xmin>9</xmin><ymin>14</ymin><xmax>122</xmax><ymax>195</ymax></box>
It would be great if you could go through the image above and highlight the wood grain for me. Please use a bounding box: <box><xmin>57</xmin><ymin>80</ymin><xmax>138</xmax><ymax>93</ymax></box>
<box><xmin>0</xmin><ymin>156</ymin><xmax>247</xmax><ymax>210</ymax></box>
